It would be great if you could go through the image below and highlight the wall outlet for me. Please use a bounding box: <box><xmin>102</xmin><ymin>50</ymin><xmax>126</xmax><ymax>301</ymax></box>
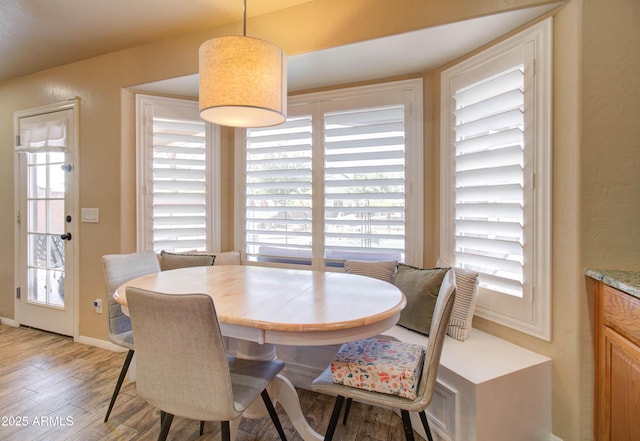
<box><xmin>93</xmin><ymin>299</ymin><xmax>103</xmax><ymax>314</ymax></box>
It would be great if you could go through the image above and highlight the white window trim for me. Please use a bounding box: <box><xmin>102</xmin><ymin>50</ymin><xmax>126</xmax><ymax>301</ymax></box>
<box><xmin>135</xmin><ymin>94</ymin><xmax>221</xmax><ymax>252</ymax></box>
<box><xmin>440</xmin><ymin>18</ymin><xmax>552</xmax><ymax>341</ymax></box>
<box><xmin>235</xmin><ymin>78</ymin><xmax>424</xmax><ymax>268</ymax></box>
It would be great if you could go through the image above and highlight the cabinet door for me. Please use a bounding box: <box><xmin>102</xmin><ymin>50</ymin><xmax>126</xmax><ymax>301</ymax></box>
<box><xmin>602</xmin><ymin>325</ymin><xmax>640</xmax><ymax>441</ymax></box>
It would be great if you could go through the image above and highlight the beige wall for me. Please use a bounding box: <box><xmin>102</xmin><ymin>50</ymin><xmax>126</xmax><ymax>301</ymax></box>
<box><xmin>581</xmin><ymin>0</ymin><xmax>640</xmax><ymax>266</ymax></box>
<box><xmin>580</xmin><ymin>0</ymin><xmax>640</xmax><ymax>436</ymax></box>
<box><xmin>1</xmin><ymin>0</ymin><xmax>637</xmax><ymax>440</ymax></box>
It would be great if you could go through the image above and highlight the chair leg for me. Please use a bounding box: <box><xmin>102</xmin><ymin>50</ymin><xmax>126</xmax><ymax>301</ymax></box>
<box><xmin>419</xmin><ymin>410</ymin><xmax>434</xmax><ymax>441</ymax></box>
<box><xmin>324</xmin><ymin>395</ymin><xmax>345</xmax><ymax>441</ymax></box>
<box><xmin>221</xmin><ymin>421</ymin><xmax>230</xmax><ymax>441</ymax></box>
<box><xmin>342</xmin><ymin>397</ymin><xmax>353</xmax><ymax>425</ymax></box>
<box><xmin>104</xmin><ymin>349</ymin><xmax>134</xmax><ymax>422</ymax></box>
<box><xmin>199</xmin><ymin>420</ymin><xmax>205</xmax><ymax>436</ymax></box>
<box><xmin>158</xmin><ymin>411</ymin><xmax>174</xmax><ymax>441</ymax></box>
<box><xmin>401</xmin><ymin>410</ymin><xmax>416</xmax><ymax>441</ymax></box>
<box><xmin>261</xmin><ymin>390</ymin><xmax>288</xmax><ymax>441</ymax></box>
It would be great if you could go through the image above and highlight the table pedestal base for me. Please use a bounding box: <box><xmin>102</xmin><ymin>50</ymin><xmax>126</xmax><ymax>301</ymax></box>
<box><xmin>271</xmin><ymin>374</ymin><xmax>323</xmax><ymax>441</ymax></box>
<box><xmin>227</xmin><ymin>339</ymin><xmax>323</xmax><ymax>441</ymax></box>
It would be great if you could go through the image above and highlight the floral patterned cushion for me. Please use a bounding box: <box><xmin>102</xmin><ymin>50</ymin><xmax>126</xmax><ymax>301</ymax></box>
<box><xmin>330</xmin><ymin>337</ymin><xmax>425</xmax><ymax>399</ymax></box>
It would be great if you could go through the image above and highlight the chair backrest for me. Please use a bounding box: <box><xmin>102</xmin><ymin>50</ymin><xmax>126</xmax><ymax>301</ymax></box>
<box><xmin>126</xmin><ymin>287</ymin><xmax>238</xmax><ymax>421</ymax></box>
<box><xmin>102</xmin><ymin>250</ymin><xmax>160</xmax><ymax>339</ymax></box>
<box><xmin>416</xmin><ymin>268</ymin><xmax>456</xmax><ymax>407</ymax></box>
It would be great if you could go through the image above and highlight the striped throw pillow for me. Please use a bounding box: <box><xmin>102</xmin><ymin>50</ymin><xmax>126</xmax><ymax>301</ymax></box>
<box><xmin>344</xmin><ymin>260</ymin><xmax>398</xmax><ymax>284</ymax></box>
<box><xmin>437</xmin><ymin>258</ymin><xmax>479</xmax><ymax>341</ymax></box>
<box><xmin>158</xmin><ymin>251</ymin><xmax>216</xmax><ymax>271</ymax></box>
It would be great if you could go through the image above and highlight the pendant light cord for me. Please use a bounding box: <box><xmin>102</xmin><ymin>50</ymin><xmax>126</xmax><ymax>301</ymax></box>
<box><xmin>242</xmin><ymin>0</ymin><xmax>247</xmax><ymax>37</ymax></box>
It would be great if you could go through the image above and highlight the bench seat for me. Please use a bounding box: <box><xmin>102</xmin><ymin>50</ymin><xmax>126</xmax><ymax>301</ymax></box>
<box><xmin>275</xmin><ymin>326</ymin><xmax>551</xmax><ymax>441</ymax></box>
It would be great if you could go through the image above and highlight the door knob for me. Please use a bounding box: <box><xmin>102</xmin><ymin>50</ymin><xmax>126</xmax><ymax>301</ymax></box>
<box><xmin>60</xmin><ymin>233</ymin><xmax>72</xmax><ymax>241</ymax></box>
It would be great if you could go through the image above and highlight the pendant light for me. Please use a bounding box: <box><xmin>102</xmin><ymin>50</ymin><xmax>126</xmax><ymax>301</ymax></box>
<box><xmin>199</xmin><ymin>0</ymin><xmax>287</xmax><ymax>128</ymax></box>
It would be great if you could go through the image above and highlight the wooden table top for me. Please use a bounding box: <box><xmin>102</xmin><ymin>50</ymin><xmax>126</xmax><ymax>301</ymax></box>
<box><xmin>114</xmin><ymin>265</ymin><xmax>406</xmax><ymax>334</ymax></box>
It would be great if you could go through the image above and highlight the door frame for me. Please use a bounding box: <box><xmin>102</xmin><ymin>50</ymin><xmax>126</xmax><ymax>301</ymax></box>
<box><xmin>13</xmin><ymin>99</ymin><xmax>80</xmax><ymax>340</ymax></box>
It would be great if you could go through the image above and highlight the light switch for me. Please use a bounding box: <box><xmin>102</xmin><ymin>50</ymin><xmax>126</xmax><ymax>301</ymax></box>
<box><xmin>81</xmin><ymin>208</ymin><xmax>99</xmax><ymax>223</ymax></box>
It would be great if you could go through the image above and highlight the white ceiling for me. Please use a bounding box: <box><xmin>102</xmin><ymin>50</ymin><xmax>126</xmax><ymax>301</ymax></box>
<box><xmin>136</xmin><ymin>3</ymin><xmax>560</xmax><ymax>95</ymax></box>
<box><xmin>0</xmin><ymin>0</ymin><xmax>311</xmax><ymax>81</ymax></box>
<box><xmin>1</xmin><ymin>0</ymin><xmax>560</xmax><ymax>93</ymax></box>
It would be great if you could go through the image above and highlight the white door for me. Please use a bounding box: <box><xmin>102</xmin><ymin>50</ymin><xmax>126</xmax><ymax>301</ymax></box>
<box><xmin>15</xmin><ymin>102</ymin><xmax>77</xmax><ymax>337</ymax></box>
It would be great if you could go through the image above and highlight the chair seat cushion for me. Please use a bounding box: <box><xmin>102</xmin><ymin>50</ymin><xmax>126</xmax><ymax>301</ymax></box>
<box><xmin>330</xmin><ymin>337</ymin><xmax>425</xmax><ymax>399</ymax></box>
<box><xmin>109</xmin><ymin>330</ymin><xmax>134</xmax><ymax>349</ymax></box>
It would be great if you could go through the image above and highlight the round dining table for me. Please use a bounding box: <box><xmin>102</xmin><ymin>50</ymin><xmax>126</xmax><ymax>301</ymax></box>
<box><xmin>114</xmin><ymin>264</ymin><xmax>406</xmax><ymax>441</ymax></box>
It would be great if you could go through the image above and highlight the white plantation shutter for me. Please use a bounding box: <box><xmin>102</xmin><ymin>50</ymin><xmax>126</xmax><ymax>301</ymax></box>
<box><xmin>452</xmin><ymin>65</ymin><xmax>526</xmax><ymax>297</ymax></box>
<box><xmin>137</xmin><ymin>95</ymin><xmax>215</xmax><ymax>253</ymax></box>
<box><xmin>441</xmin><ymin>18</ymin><xmax>552</xmax><ymax>340</ymax></box>
<box><xmin>324</xmin><ymin>105</ymin><xmax>405</xmax><ymax>263</ymax></box>
<box><xmin>245</xmin><ymin>116</ymin><xmax>313</xmax><ymax>264</ymax></box>
<box><xmin>241</xmin><ymin>79</ymin><xmax>422</xmax><ymax>267</ymax></box>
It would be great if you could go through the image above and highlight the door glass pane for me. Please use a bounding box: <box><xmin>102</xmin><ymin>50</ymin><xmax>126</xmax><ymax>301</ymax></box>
<box><xmin>27</xmin><ymin>200</ymin><xmax>45</xmax><ymax>232</ymax></box>
<box><xmin>48</xmin><ymin>200</ymin><xmax>65</xmax><ymax>233</ymax></box>
<box><xmin>49</xmin><ymin>151</ymin><xmax>65</xmax><ymax>164</ymax></box>
<box><xmin>25</xmin><ymin>152</ymin><xmax>66</xmax><ymax>308</ymax></box>
<box><xmin>49</xmin><ymin>270</ymin><xmax>65</xmax><ymax>306</ymax></box>
<box><xmin>28</xmin><ymin>234</ymin><xmax>45</xmax><ymax>267</ymax></box>
<box><xmin>48</xmin><ymin>236</ymin><xmax>65</xmax><ymax>269</ymax></box>
<box><xmin>49</xmin><ymin>161</ymin><xmax>65</xmax><ymax>195</ymax></box>
<box><xmin>28</xmin><ymin>267</ymin><xmax>47</xmax><ymax>303</ymax></box>
<box><xmin>28</xmin><ymin>164</ymin><xmax>47</xmax><ymax>198</ymax></box>
<box><xmin>30</xmin><ymin>151</ymin><xmax>47</xmax><ymax>165</ymax></box>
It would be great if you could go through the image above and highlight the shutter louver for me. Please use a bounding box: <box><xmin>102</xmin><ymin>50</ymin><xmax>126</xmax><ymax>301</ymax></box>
<box><xmin>246</xmin><ymin>116</ymin><xmax>313</xmax><ymax>264</ymax></box>
<box><xmin>452</xmin><ymin>66</ymin><xmax>525</xmax><ymax>297</ymax></box>
<box><xmin>150</xmin><ymin>116</ymin><xmax>207</xmax><ymax>251</ymax></box>
<box><xmin>324</xmin><ymin>105</ymin><xmax>405</xmax><ymax>263</ymax></box>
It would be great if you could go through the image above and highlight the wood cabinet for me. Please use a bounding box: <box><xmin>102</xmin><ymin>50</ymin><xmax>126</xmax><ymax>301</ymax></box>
<box><xmin>595</xmin><ymin>282</ymin><xmax>640</xmax><ymax>441</ymax></box>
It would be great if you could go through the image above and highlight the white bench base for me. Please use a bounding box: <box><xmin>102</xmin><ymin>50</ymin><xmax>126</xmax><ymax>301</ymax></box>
<box><xmin>275</xmin><ymin>327</ymin><xmax>551</xmax><ymax>441</ymax></box>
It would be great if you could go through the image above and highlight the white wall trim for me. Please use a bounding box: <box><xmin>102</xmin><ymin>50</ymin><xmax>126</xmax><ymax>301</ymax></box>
<box><xmin>550</xmin><ymin>435</ymin><xmax>563</xmax><ymax>441</ymax></box>
<box><xmin>0</xmin><ymin>317</ymin><xmax>19</xmax><ymax>327</ymax></box>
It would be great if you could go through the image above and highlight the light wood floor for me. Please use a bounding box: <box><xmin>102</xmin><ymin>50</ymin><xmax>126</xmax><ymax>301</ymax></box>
<box><xmin>0</xmin><ymin>325</ymin><xmax>409</xmax><ymax>441</ymax></box>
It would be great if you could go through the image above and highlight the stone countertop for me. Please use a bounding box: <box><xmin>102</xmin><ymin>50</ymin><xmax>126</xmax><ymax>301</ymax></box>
<box><xmin>585</xmin><ymin>268</ymin><xmax>640</xmax><ymax>299</ymax></box>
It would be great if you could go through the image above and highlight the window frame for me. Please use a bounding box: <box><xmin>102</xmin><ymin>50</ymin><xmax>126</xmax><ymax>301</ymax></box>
<box><xmin>135</xmin><ymin>94</ymin><xmax>221</xmax><ymax>253</ymax></box>
<box><xmin>235</xmin><ymin>78</ymin><xmax>424</xmax><ymax>270</ymax></box>
<box><xmin>440</xmin><ymin>18</ymin><xmax>553</xmax><ymax>341</ymax></box>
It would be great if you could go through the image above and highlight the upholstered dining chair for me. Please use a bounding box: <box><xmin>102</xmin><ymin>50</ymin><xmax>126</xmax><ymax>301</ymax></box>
<box><xmin>102</xmin><ymin>250</ymin><xmax>160</xmax><ymax>422</ymax></box>
<box><xmin>126</xmin><ymin>287</ymin><xmax>288</xmax><ymax>441</ymax></box>
<box><xmin>311</xmin><ymin>268</ymin><xmax>456</xmax><ymax>441</ymax></box>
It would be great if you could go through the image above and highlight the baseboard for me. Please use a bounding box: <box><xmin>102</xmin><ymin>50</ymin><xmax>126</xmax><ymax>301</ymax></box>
<box><xmin>0</xmin><ymin>317</ymin><xmax>19</xmax><ymax>327</ymax></box>
<box><xmin>0</xmin><ymin>319</ymin><xmax>123</xmax><ymax>353</ymax></box>
<box><xmin>550</xmin><ymin>435</ymin><xmax>563</xmax><ymax>441</ymax></box>
<box><xmin>76</xmin><ymin>335</ymin><xmax>127</xmax><ymax>352</ymax></box>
